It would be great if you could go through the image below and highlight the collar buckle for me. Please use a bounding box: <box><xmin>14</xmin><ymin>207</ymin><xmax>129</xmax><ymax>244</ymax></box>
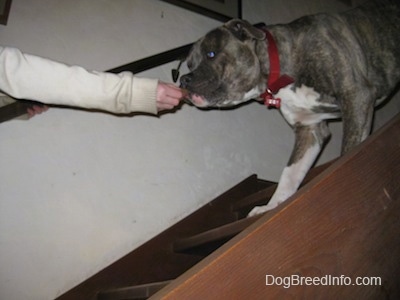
<box><xmin>261</xmin><ymin>89</ymin><xmax>281</xmax><ymax>109</ymax></box>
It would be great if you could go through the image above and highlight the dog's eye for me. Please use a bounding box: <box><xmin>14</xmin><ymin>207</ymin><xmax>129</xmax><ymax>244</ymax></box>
<box><xmin>206</xmin><ymin>51</ymin><xmax>216</xmax><ymax>59</ymax></box>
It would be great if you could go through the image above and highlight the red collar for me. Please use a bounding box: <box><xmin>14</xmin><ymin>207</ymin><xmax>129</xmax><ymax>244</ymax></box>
<box><xmin>260</xmin><ymin>29</ymin><xmax>294</xmax><ymax>109</ymax></box>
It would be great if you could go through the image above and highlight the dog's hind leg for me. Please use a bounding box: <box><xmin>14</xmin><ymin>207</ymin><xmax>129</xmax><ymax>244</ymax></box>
<box><xmin>248</xmin><ymin>122</ymin><xmax>330</xmax><ymax>217</ymax></box>
<box><xmin>341</xmin><ymin>94</ymin><xmax>375</xmax><ymax>154</ymax></box>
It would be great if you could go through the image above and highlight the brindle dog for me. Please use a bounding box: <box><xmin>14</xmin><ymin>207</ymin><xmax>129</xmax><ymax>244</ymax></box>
<box><xmin>180</xmin><ymin>0</ymin><xmax>400</xmax><ymax>216</ymax></box>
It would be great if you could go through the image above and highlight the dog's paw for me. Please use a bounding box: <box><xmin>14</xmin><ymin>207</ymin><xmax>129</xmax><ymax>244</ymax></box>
<box><xmin>247</xmin><ymin>203</ymin><xmax>278</xmax><ymax>217</ymax></box>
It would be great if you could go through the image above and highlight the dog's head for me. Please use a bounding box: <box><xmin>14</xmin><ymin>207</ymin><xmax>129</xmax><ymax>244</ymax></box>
<box><xmin>180</xmin><ymin>19</ymin><xmax>266</xmax><ymax>108</ymax></box>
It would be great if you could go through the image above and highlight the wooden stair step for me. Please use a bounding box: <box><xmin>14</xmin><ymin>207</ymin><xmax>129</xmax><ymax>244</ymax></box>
<box><xmin>97</xmin><ymin>280</ymin><xmax>172</xmax><ymax>300</ymax></box>
<box><xmin>231</xmin><ymin>160</ymin><xmax>336</xmax><ymax>213</ymax></box>
<box><xmin>231</xmin><ymin>184</ymin><xmax>276</xmax><ymax>212</ymax></box>
<box><xmin>173</xmin><ymin>215</ymin><xmax>262</xmax><ymax>255</ymax></box>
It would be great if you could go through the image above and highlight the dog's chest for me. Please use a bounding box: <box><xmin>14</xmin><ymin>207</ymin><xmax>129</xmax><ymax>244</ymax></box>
<box><xmin>276</xmin><ymin>84</ymin><xmax>340</xmax><ymax>126</ymax></box>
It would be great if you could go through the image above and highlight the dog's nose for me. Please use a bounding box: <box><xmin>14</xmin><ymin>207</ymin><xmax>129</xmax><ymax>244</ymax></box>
<box><xmin>180</xmin><ymin>73</ymin><xmax>192</xmax><ymax>89</ymax></box>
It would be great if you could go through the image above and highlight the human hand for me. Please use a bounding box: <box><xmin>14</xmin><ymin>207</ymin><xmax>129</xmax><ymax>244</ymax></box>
<box><xmin>27</xmin><ymin>104</ymin><xmax>49</xmax><ymax>118</ymax></box>
<box><xmin>156</xmin><ymin>82</ymin><xmax>185</xmax><ymax>111</ymax></box>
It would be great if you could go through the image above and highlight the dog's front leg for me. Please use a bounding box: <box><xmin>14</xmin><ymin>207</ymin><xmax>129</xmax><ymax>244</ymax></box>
<box><xmin>248</xmin><ymin>122</ymin><xmax>330</xmax><ymax>216</ymax></box>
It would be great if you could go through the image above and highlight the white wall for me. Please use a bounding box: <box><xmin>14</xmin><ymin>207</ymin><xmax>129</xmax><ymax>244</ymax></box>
<box><xmin>0</xmin><ymin>0</ymin><xmax>399</xmax><ymax>299</ymax></box>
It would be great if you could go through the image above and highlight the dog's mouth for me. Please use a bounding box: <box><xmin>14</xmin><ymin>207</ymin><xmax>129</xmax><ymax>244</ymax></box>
<box><xmin>184</xmin><ymin>92</ymin><xmax>248</xmax><ymax>108</ymax></box>
<box><xmin>180</xmin><ymin>77</ymin><xmax>250</xmax><ymax>108</ymax></box>
<box><xmin>180</xmin><ymin>73</ymin><xmax>219</xmax><ymax>107</ymax></box>
<box><xmin>180</xmin><ymin>87</ymin><xmax>209</xmax><ymax>107</ymax></box>
<box><xmin>184</xmin><ymin>92</ymin><xmax>209</xmax><ymax>107</ymax></box>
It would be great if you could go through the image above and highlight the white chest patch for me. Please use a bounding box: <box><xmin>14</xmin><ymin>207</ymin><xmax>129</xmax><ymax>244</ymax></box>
<box><xmin>277</xmin><ymin>84</ymin><xmax>340</xmax><ymax>126</ymax></box>
<box><xmin>243</xmin><ymin>86</ymin><xmax>264</xmax><ymax>101</ymax></box>
<box><xmin>220</xmin><ymin>86</ymin><xmax>263</xmax><ymax>107</ymax></box>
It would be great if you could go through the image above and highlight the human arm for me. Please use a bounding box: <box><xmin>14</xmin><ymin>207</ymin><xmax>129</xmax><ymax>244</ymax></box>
<box><xmin>0</xmin><ymin>46</ymin><xmax>183</xmax><ymax>115</ymax></box>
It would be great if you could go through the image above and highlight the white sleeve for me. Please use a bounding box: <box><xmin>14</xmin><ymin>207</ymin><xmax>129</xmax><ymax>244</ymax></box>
<box><xmin>0</xmin><ymin>46</ymin><xmax>158</xmax><ymax>114</ymax></box>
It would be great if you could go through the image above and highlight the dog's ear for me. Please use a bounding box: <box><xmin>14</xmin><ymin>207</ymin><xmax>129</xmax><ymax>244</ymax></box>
<box><xmin>225</xmin><ymin>19</ymin><xmax>265</xmax><ymax>41</ymax></box>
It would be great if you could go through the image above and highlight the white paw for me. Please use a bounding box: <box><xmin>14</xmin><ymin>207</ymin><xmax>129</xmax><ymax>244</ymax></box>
<box><xmin>247</xmin><ymin>202</ymin><xmax>278</xmax><ymax>217</ymax></box>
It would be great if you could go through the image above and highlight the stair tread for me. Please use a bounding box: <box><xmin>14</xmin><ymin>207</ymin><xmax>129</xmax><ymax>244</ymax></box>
<box><xmin>231</xmin><ymin>184</ymin><xmax>276</xmax><ymax>211</ymax></box>
<box><xmin>173</xmin><ymin>215</ymin><xmax>262</xmax><ymax>253</ymax></box>
<box><xmin>231</xmin><ymin>160</ymin><xmax>336</xmax><ymax>212</ymax></box>
<box><xmin>97</xmin><ymin>280</ymin><xmax>172</xmax><ymax>300</ymax></box>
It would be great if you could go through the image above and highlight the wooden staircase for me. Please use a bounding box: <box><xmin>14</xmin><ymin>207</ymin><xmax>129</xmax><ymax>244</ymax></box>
<box><xmin>56</xmin><ymin>160</ymin><xmax>332</xmax><ymax>300</ymax></box>
<box><xmin>57</xmin><ymin>114</ymin><xmax>400</xmax><ymax>300</ymax></box>
<box><xmin>55</xmin><ymin>174</ymin><xmax>273</xmax><ymax>300</ymax></box>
